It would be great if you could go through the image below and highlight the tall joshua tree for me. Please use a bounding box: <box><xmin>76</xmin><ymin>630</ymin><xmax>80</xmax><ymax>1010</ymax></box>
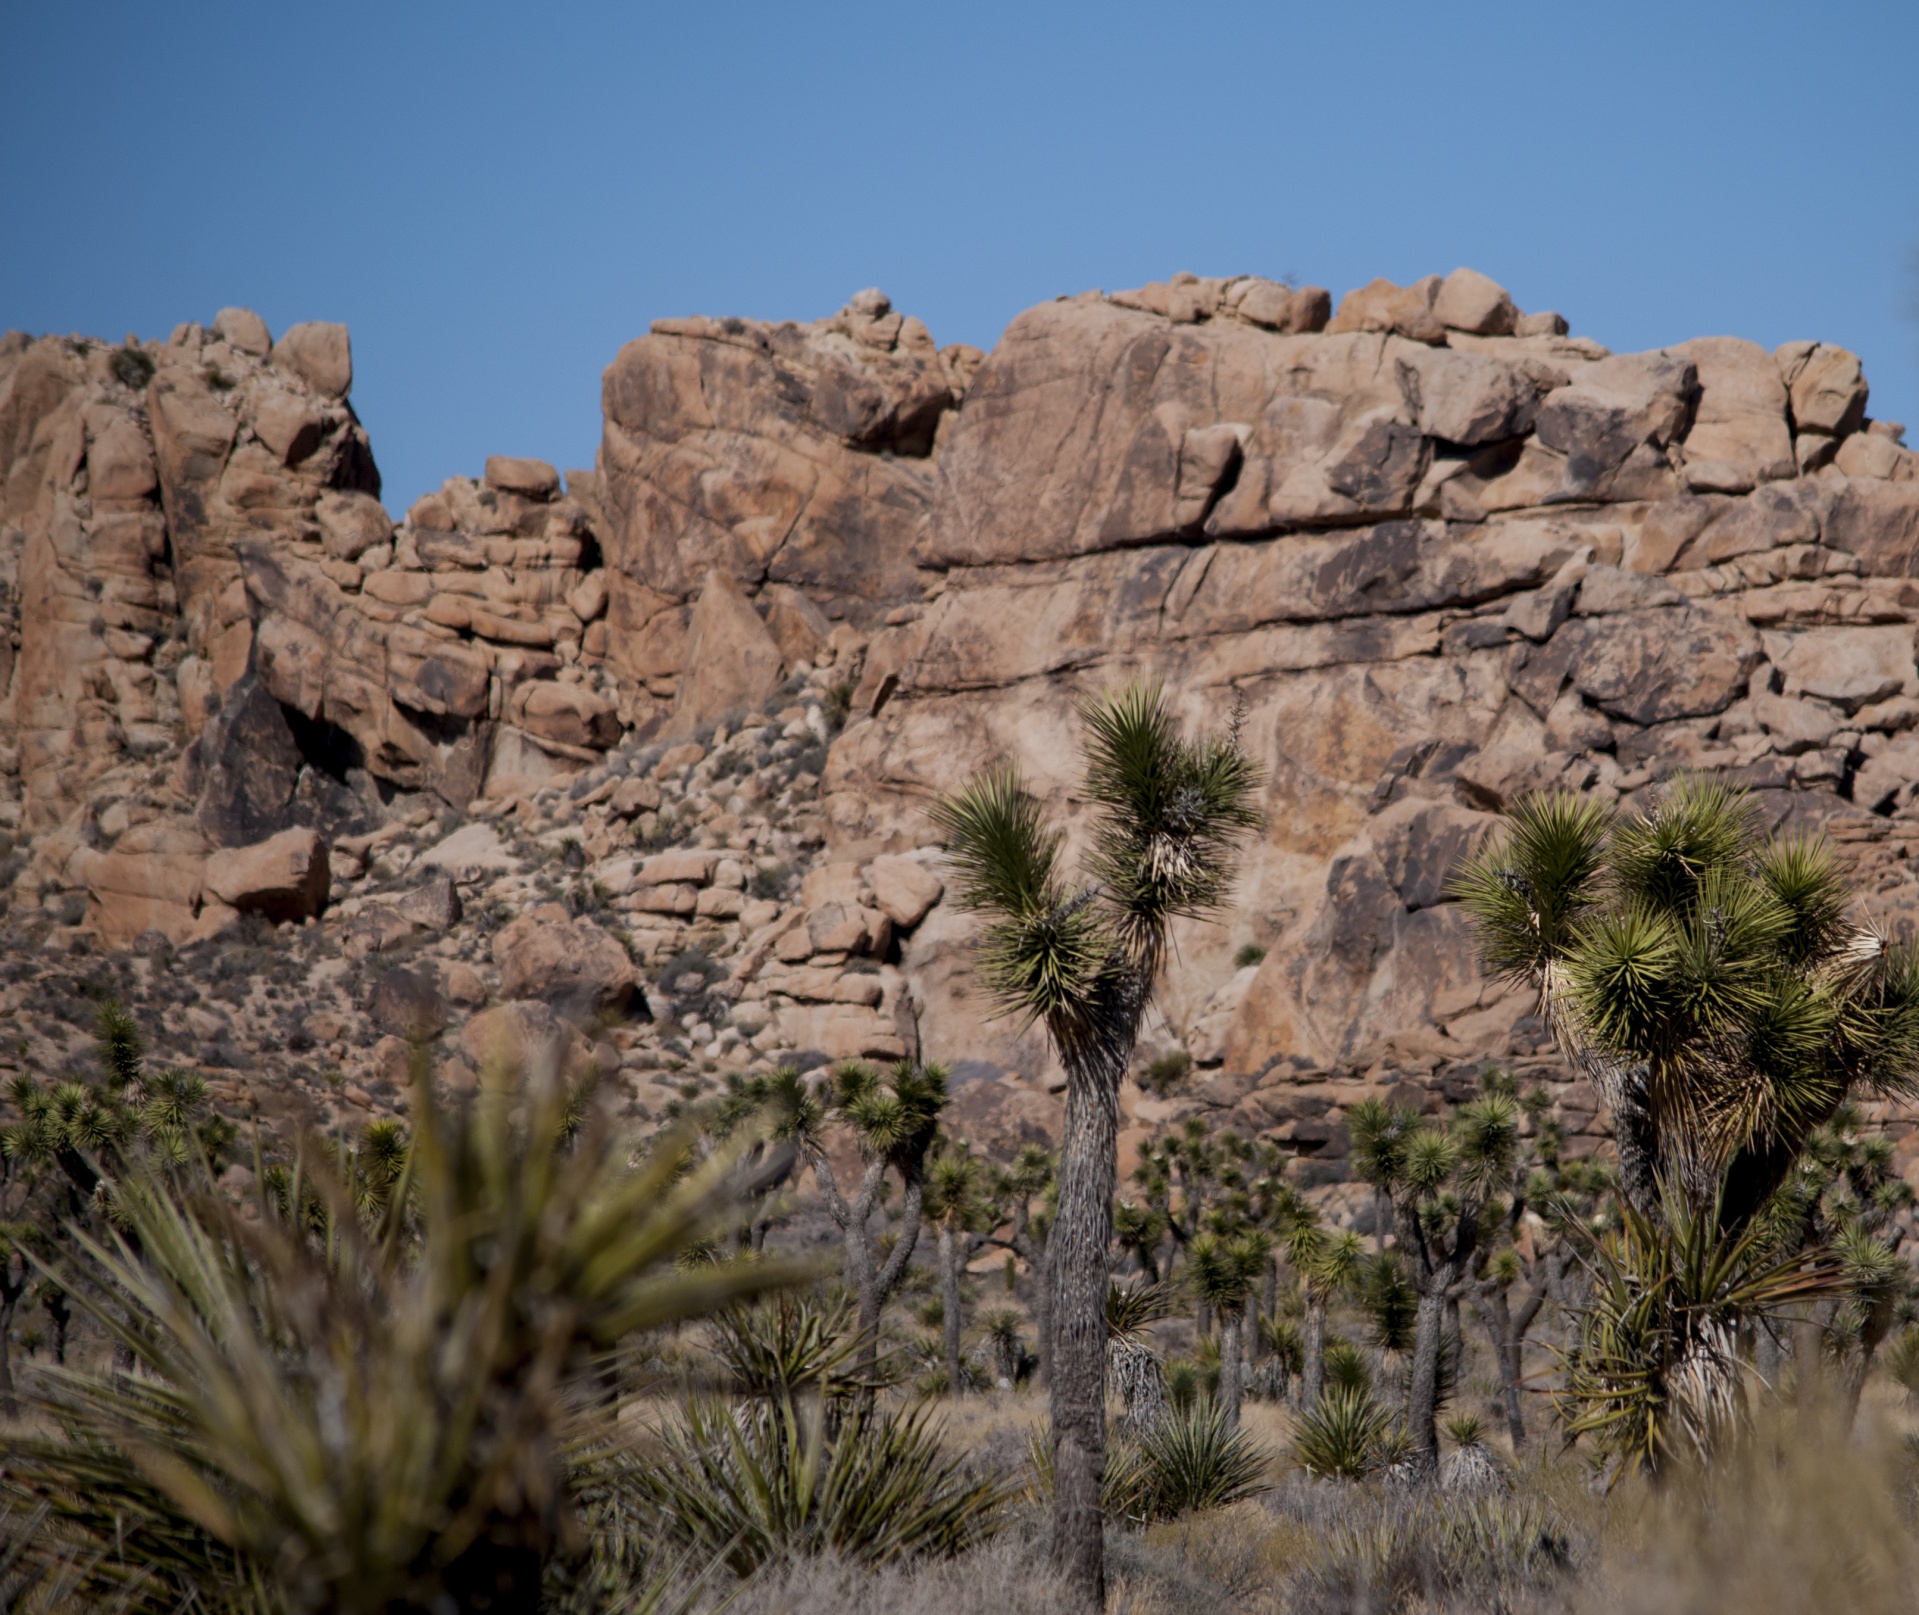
<box><xmin>1451</xmin><ymin>777</ymin><xmax>1919</xmax><ymax>1232</ymax></box>
<box><xmin>782</xmin><ymin>1058</ymin><xmax>948</xmax><ymax>1373</ymax></box>
<box><xmin>925</xmin><ymin>1139</ymin><xmax>994</xmax><ymax>1393</ymax></box>
<box><xmin>935</xmin><ymin>685</ymin><xmax>1261</xmax><ymax>1609</ymax></box>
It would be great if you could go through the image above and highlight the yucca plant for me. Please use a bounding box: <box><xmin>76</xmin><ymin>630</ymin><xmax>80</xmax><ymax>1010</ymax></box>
<box><xmin>935</xmin><ymin>684</ymin><xmax>1261</xmax><ymax>1611</ymax></box>
<box><xmin>641</xmin><ymin>1392</ymin><xmax>1016</xmax><ymax>1573</ymax></box>
<box><xmin>1291</xmin><ymin>1384</ymin><xmax>1401</xmax><ymax>1481</ymax></box>
<box><xmin>1106</xmin><ymin>1280</ymin><xmax>1173</xmax><ymax>1433</ymax></box>
<box><xmin>1561</xmin><ymin>1186</ymin><xmax>1845</xmax><ymax>1477</ymax></box>
<box><xmin>709</xmin><ymin>1289</ymin><xmax>868</xmax><ymax>1402</ymax></box>
<box><xmin>3</xmin><ymin>1051</ymin><xmax>808</xmax><ymax>1614</ymax></box>
<box><xmin>1451</xmin><ymin>779</ymin><xmax>1919</xmax><ymax>1231</ymax></box>
<box><xmin>924</xmin><ymin>1140</ymin><xmax>995</xmax><ymax>1395</ymax></box>
<box><xmin>1129</xmin><ymin>1401</ymin><xmax>1271</xmax><ymax>1518</ymax></box>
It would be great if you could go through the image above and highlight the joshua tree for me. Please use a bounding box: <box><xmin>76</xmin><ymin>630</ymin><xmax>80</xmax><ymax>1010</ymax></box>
<box><xmin>779</xmin><ymin>1060</ymin><xmax>948</xmax><ymax>1373</ymax></box>
<box><xmin>1350</xmin><ymin>1090</ymin><xmax>1520</xmax><ymax>1470</ymax></box>
<box><xmin>1465</xmin><ymin>1072</ymin><xmax>1612</xmax><ymax>1450</ymax></box>
<box><xmin>1288</xmin><ymin>1220</ymin><xmax>1365</xmax><ymax>1412</ymax></box>
<box><xmin>935</xmin><ymin>684</ymin><xmax>1261</xmax><ymax>1609</ymax></box>
<box><xmin>1187</xmin><ymin>1230</ymin><xmax>1267</xmax><ymax>1429</ymax></box>
<box><xmin>925</xmin><ymin>1139</ymin><xmax>994</xmax><ymax>1392</ymax></box>
<box><xmin>1452</xmin><ymin>779</ymin><xmax>1919</xmax><ymax>1232</ymax></box>
<box><xmin>988</xmin><ymin>1143</ymin><xmax>1056</xmax><ymax>1379</ymax></box>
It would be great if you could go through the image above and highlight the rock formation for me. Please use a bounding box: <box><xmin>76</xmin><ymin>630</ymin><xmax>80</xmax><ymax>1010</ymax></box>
<box><xmin>4</xmin><ymin>266</ymin><xmax>1919</xmax><ymax>1196</ymax></box>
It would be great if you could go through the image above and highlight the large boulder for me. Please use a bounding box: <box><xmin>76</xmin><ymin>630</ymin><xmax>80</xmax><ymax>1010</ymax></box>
<box><xmin>203</xmin><ymin>826</ymin><xmax>331</xmax><ymax>921</ymax></box>
<box><xmin>491</xmin><ymin>903</ymin><xmax>641</xmax><ymax>1016</ymax></box>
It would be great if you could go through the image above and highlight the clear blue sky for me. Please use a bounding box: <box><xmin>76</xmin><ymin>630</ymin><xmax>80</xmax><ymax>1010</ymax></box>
<box><xmin>5</xmin><ymin>1</ymin><xmax>1915</xmax><ymax>515</ymax></box>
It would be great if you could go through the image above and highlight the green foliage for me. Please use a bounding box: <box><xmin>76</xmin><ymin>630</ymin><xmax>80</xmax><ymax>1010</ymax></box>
<box><xmin>933</xmin><ymin>685</ymin><xmax>1262</xmax><ymax>1053</ymax></box>
<box><xmin>1323</xmin><ymin>1340</ymin><xmax>1372</xmax><ymax>1395</ymax></box>
<box><xmin>1186</xmin><ymin>1229</ymin><xmax>1267</xmax><ymax>1312</ymax></box>
<box><xmin>1562</xmin><ymin>1187</ymin><xmax>1847</xmax><ymax>1475</ymax></box>
<box><xmin>1141</xmin><ymin>1050</ymin><xmax>1192</xmax><ymax>1095</ymax></box>
<box><xmin>1123</xmin><ymin>1403</ymin><xmax>1271</xmax><ymax>1519</ymax></box>
<box><xmin>1106</xmin><ymin>1278</ymin><xmax>1174</xmax><ymax>1340</ymax></box>
<box><xmin>2</xmin><ymin>1056</ymin><xmax>808</xmax><ymax>1612</ymax></box>
<box><xmin>1885</xmin><ymin>1327</ymin><xmax>1919</xmax><ymax>1400</ymax></box>
<box><xmin>645</xmin><ymin>1393</ymin><xmax>1015</xmax><ymax>1573</ymax></box>
<box><xmin>710</xmin><ymin>1290</ymin><xmax>868</xmax><ymax>1401</ymax></box>
<box><xmin>1260</xmin><ymin>1312</ymin><xmax>1304</xmax><ymax>1377</ymax></box>
<box><xmin>1290</xmin><ymin>1385</ymin><xmax>1402</xmax><ymax>1480</ymax></box>
<box><xmin>1452</xmin><ymin>778</ymin><xmax>1919</xmax><ymax>1213</ymax></box>
<box><xmin>1232</xmin><ymin>943</ymin><xmax>1267</xmax><ymax>969</ymax></box>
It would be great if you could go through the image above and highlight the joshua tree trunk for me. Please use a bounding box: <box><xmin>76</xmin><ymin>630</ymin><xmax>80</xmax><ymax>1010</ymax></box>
<box><xmin>1473</xmin><ymin>1285</ymin><xmax>1526</xmax><ymax>1450</ymax></box>
<box><xmin>940</xmin><ymin>1222</ymin><xmax>964</xmax><ymax>1393</ymax></box>
<box><xmin>1219</xmin><ymin>1304</ymin><xmax>1244</xmax><ymax>1430</ymax></box>
<box><xmin>810</xmin><ymin>1148</ymin><xmax>926</xmax><ymax>1376</ymax></box>
<box><xmin>1032</xmin><ymin>1230</ymin><xmax>1055</xmax><ymax>1387</ymax></box>
<box><xmin>1301</xmin><ymin>1294</ymin><xmax>1328</xmax><ymax>1410</ymax></box>
<box><xmin>0</xmin><ymin>1295</ymin><xmax>16</xmax><ymax>1420</ymax></box>
<box><xmin>45</xmin><ymin>1286</ymin><xmax>69</xmax><ymax>1365</ymax></box>
<box><xmin>1406</xmin><ymin>1283</ymin><xmax>1450</xmax><ymax>1468</ymax></box>
<box><xmin>1049</xmin><ymin>1040</ymin><xmax>1126</xmax><ymax>1612</ymax></box>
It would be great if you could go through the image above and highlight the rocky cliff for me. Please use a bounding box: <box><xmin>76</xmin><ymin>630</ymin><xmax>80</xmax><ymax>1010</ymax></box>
<box><xmin>4</xmin><ymin>268</ymin><xmax>1919</xmax><ymax>1189</ymax></box>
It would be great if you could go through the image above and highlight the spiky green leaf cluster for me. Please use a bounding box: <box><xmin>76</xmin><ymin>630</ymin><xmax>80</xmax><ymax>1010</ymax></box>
<box><xmin>933</xmin><ymin>686</ymin><xmax>1262</xmax><ymax>1053</ymax></box>
<box><xmin>1451</xmin><ymin>776</ymin><xmax>1919</xmax><ymax>1199</ymax></box>
<box><xmin>1561</xmin><ymin>1188</ymin><xmax>1845</xmax><ymax>1476</ymax></box>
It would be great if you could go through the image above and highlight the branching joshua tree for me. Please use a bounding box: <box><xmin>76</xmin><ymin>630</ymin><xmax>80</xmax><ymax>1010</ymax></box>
<box><xmin>989</xmin><ymin>1143</ymin><xmax>1056</xmax><ymax>1379</ymax></box>
<box><xmin>779</xmin><ymin>1059</ymin><xmax>948</xmax><ymax>1374</ymax></box>
<box><xmin>1287</xmin><ymin>1220</ymin><xmax>1365</xmax><ymax>1413</ymax></box>
<box><xmin>1350</xmin><ymin>1090</ymin><xmax>1520</xmax><ymax>1470</ymax></box>
<box><xmin>925</xmin><ymin>1139</ymin><xmax>994</xmax><ymax>1392</ymax></box>
<box><xmin>934</xmin><ymin>684</ymin><xmax>1261</xmax><ymax>1609</ymax></box>
<box><xmin>1187</xmin><ymin>1230</ymin><xmax>1267</xmax><ymax>1430</ymax></box>
<box><xmin>1452</xmin><ymin>779</ymin><xmax>1919</xmax><ymax>1233</ymax></box>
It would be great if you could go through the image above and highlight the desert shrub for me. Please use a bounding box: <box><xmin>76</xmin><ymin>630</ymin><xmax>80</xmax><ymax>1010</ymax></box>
<box><xmin>1294</xmin><ymin>1490</ymin><xmax>1576</xmax><ymax>1614</ymax></box>
<box><xmin>1232</xmin><ymin>943</ymin><xmax>1267</xmax><ymax>969</ymax></box>
<box><xmin>640</xmin><ymin>1393</ymin><xmax>1016</xmax><ymax>1573</ymax></box>
<box><xmin>1142</xmin><ymin>1051</ymin><xmax>1193</xmax><ymax>1096</ymax></box>
<box><xmin>0</xmin><ymin>1056</ymin><xmax>800</xmax><ymax>1613</ymax></box>
<box><xmin>1128</xmin><ymin>1403</ymin><xmax>1272</xmax><ymax>1520</ymax></box>
<box><xmin>1324</xmin><ymin>1339</ymin><xmax>1372</xmax><ymax>1394</ymax></box>
<box><xmin>710</xmin><ymin>1290</ymin><xmax>866</xmax><ymax>1400</ymax></box>
<box><xmin>1292</xmin><ymin>1386</ymin><xmax>1402</xmax><ymax>1481</ymax></box>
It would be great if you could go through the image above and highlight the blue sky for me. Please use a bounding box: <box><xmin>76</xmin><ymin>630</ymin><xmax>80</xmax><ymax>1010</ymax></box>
<box><xmin>4</xmin><ymin>1</ymin><xmax>1915</xmax><ymax>514</ymax></box>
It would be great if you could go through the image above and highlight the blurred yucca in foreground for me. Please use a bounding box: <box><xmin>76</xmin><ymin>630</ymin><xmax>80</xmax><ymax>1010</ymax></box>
<box><xmin>2</xmin><ymin>1050</ymin><xmax>807</xmax><ymax>1615</ymax></box>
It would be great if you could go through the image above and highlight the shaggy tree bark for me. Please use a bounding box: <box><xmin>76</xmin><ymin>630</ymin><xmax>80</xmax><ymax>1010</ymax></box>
<box><xmin>1049</xmin><ymin>1033</ymin><xmax>1129</xmax><ymax>1608</ymax></box>
<box><xmin>1300</xmin><ymin>1297</ymin><xmax>1327</xmax><ymax>1411</ymax></box>
<box><xmin>1219</xmin><ymin>1301</ymin><xmax>1245</xmax><ymax>1430</ymax></box>
<box><xmin>938</xmin><ymin>1219</ymin><xmax>976</xmax><ymax>1392</ymax></box>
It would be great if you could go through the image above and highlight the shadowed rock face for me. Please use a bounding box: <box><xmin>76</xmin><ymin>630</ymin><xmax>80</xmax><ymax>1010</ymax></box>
<box><xmin>4</xmin><ymin>268</ymin><xmax>1919</xmax><ymax>1182</ymax></box>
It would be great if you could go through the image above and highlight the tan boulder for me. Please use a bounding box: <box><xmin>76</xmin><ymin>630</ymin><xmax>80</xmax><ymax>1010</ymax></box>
<box><xmin>670</xmin><ymin>567</ymin><xmax>784</xmax><ymax>735</ymax></box>
<box><xmin>1671</xmin><ymin>337</ymin><xmax>1794</xmax><ymax>492</ymax></box>
<box><xmin>1775</xmin><ymin>341</ymin><xmax>1868</xmax><ymax>437</ymax></box>
<box><xmin>507</xmin><ymin>680</ymin><xmax>620</xmax><ymax>750</ymax></box>
<box><xmin>459</xmin><ymin>999</ymin><xmax>594</xmax><ymax>1076</ymax></box>
<box><xmin>271</xmin><ymin>321</ymin><xmax>352</xmax><ymax>399</ymax></box>
<box><xmin>491</xmin><ymin>903</ymin><xmax>639</xmax><ymax>1015</ymax></box>
<box><xmin>316</xmin><ymin>490</ymin><xmax>392</xmax><ymax>560</ymax></box>
<box><xmin>203</xmin><ymin>826</ymin><xmax>330</xmax><ymax>920</ymax></box>
<box><xmin>85</xmin><ymin>820</ymin><xmax>211</xmax><ymax>945</ymax></box>
<box><xmin>484</xmin><ymin>455</ymin><xmax>560</xmax><ymax>499</ymax></box>
<box><xmin>866</xmin><ymin>854</ymin><xmax>943</xmax><ymax>929</ymax></box>
<box><xmin>1327</xmin><ymin>275</ymin><xmax>1444</xmax><ymax>343</ymax></box>
<box><xmin>212</xmin><ymin>307</ymin><xmax>272</xmax><ymax>356</ymax></box>
<box><xmin>1432</xmin><ymin>268</ymin><xmax>1516</xmax><ymax>336</ymax></box>
<box><xmin>87</xmin><ymin>416</ymin><xmax>158</xmax><ymax>500</ymax></box>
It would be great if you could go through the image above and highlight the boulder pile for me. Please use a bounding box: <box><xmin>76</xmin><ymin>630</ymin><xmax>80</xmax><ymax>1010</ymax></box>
<box><xmin>4</xmin><ymin>267</ymin><xmax>1919</xmax><ymax>1195</ymax></box>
